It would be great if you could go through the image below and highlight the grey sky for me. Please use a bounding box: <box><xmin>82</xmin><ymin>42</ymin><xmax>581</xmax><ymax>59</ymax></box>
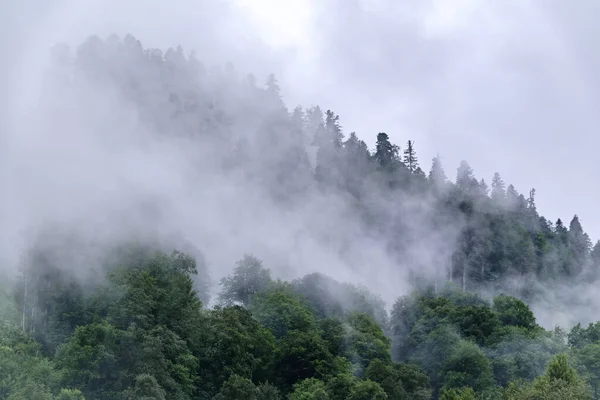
<box><xmin>2</xmin><ymin>0</ymin><xmax>599</xmax><ymax>242</ymax></box>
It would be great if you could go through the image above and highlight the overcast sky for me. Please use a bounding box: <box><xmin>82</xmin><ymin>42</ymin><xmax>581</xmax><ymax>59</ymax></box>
<box><xmin>3</xmin><ymin>0</ymin><xmax>599</xmax><ymax>240</ymax></box>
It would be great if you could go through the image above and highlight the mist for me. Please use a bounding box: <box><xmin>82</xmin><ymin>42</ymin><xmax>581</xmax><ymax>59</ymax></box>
<box><xmin>3</xmin><ymin>0</ymin><xmax>600</xmax><ymax>332</ymax></box>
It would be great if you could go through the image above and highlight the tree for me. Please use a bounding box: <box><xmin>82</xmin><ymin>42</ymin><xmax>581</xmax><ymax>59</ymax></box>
<box><xmin>441</xmin><ymin>340</ymin><xmax>495</xmax><ymax>394</ymax></box>
<box><xmin>456</xmin><ymin>161</ymin><xmax>477</xmax><ymax>192</ymax></box>
<box><xmin>324</xmin><ymin>110</ymin><xmax>344</xmax><ymax>148</ymax></box>
<box><xmin>288</xmin><ymin>378</ymin><xmax>330</xmax><ymax>400</ymax></box>
<box><xmin>590</xmin><ymin>241</ymin><xmax>600</xmax><ymax>279</ymax></box>
<box><xmin>345</xmin><ymin>312</ymin><xmax>392</xmax><ymax>372</ymax></box>
<box><xmin>249</xmin><ymin>286</ymin><xmax>317</xmax><ymax>339</ymax></box>
<box><xmin>428</xmin><ymin>154</ymin><xmax>448</xmax><ymax>192</ymax></box>
<box><xmin>364</xmin><ymin>359</ymin><xmax>407</xmax><ymax>399</ymax></box>
<box><xmin>124</xmin><ymin>374</ymin><xmax>166</xmax><ymax>400</ymax></box>
<box><xmin>568</xmin><ymin>215</ymin><xmax>592</xmax><ymax>274</ymax></box>
<box><xmin>490</xmin><ymin>172</ymin><xmax>506</xmax><ymax>204</ymax></box>
<box><xmin>374</xmin><ymin>133</ymin><xmax>399</xmax><ymax>168</ymax></box>
<box><xmin>492</xmin><ymin>294</ymin><xmax>537</xmax><ymax>330</ymax></box>
<box><xmin>265</xmin><ymin>73</ymin><xmax>284</xmax><ymax>109</ymax></box>
<box><xmin>218</xmin><ymin>255</ymin><xmax>272</xmax><ymax>306</ymax></box>
<box><xmin>505</xmin><ymin>354</ymin><xmax>593</xmax><ymax>400</ymax></box>
<box><xmin>403</xmin><ymin>140</ymin><xmax>419</xmax><ymax>173</ymax></box>
<box><xmin>347</xmin><ymin>380</ymin><xmax>388</xmax><ymax>400</ymax></box>
<box><xmin>214</xmin><ymin>374</ymin><xmax>258</xmax><ymax>400</ymax></box>
<box><xmin>197</xmin><ymin>306</ymin><xmax>276</xmax><ymax>395</ymax></box>
<box><xmin>325</xmin><ymin>373</ymin><xmax>358</xmax><ymax>400</ymax></box>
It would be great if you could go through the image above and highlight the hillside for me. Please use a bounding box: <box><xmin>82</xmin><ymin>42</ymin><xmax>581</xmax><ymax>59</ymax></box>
<box><xmin>3</xmin><ymin>34</ymin><xmax>600</xmax><ymax>399</ymax></box>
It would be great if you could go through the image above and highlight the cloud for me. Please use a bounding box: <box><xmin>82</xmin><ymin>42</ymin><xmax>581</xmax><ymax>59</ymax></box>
<box><xmin>2</xmin><ymin>0</ymin><xmax>600</xmax><ymax>325</ymax></box>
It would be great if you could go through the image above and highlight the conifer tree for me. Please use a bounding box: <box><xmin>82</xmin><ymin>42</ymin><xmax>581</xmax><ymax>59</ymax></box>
<box><xmin>403</xmin><ymin>140</ymin><xmax>419</xmax><ymax>172</ymax></box>
<box><xmin>374</xmin><ymin>132</ymin><xmax>398</xmax><ymax>168</ymax></box>
<box><xmin>490</xmin><ymin>172</ymin><xmax>506</xmax><ymax>204</ymax></box>
<box><xmin>429</xmin><ymin>155</ymin><xmax>447</xmax><ymax>187</ymax></box>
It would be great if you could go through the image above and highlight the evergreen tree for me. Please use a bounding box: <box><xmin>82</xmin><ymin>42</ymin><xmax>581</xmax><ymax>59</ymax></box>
<box><xmin>429</xmin><ymin>155</ymin><xmax>448</xmax><ymax>188</ymax></box>
<box><xmin>374</xmin><ymin>132</ymin><xmax>399</xmax><ymax>168</ymax></box>
<box><xmin>456</xmin><ymin>161</ymin><xmax>477</xmax><ymax>192</ymax></box>
<box><xmin>490</xmin><ymin>172</ymin><xmax>506</xmax><ymax>204</ymax></box>
<box><xmin>403</xmin><ymin>140</ymin><xmax>419</xmax><ymax>172</ymax></box>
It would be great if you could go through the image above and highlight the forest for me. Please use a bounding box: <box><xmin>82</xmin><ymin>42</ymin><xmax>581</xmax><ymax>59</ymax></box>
<box><xmin>3</xmin><ymin>33</ymin><xmax>600</xmax><ymax>399</ymax></box>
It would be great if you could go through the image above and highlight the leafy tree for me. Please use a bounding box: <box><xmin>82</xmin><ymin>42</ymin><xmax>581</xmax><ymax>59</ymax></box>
<box><xmin>347</xmin><ymin>380</ymin><xmax>388</xmax><ymax>400</ymax></box>
<box><xmin>364</xmin><ymin>359</ymin><xmax>407</xmax><ymax>399</ymax></box>
<box><xmin>325</xmin><ymin>373</ymin><xmax>358</xmax><ymax>400</ymax></box>
<box><xmin>213</xmin><ymin>374</ymin><xmax>258</xmax><ymax>400</ymax></box>
<box><xmin>505</xmin><ymin>354</ymin><xmax>593</xmax><ymax>399</ymax></box>
<box><xmin>197</xmin><ymin>305</ymin><xmax>275</xmax><ymax>395</ymax></box>
<box><xmin>218</xmin><ymin>255</ymin><xmax>272</xmax><ymax>306</ymax></box>
<box><xmin>345</xmin><ymin>312</ymin><xmax>391</xmax><ymax>373</ymax></box>
<box><xmin>271</xmin><ymin>329</ymin><xmax>340</xmax><ymax>391</ymax></box>
<box><xmin>123</xmin><ymin>374</ymin><xmax>166</xmax><ymax>400</ymax></box>
<box><xmin>288</xmin><ymin>378</ymin><xmax>330</xmax><ymax>400</ymax></box>
<box><xmin>492</xmin><ymin>295</ymin><xmax>537</xmax><ymax>330</ymax></box>
<box><xmin>249</xmin><ymin>286</ymin><xmax>317</xmax><ymax>339</ymax></box>
<box><xmin>441</xmin><ymin>340</ymin><xmax>495</xmax><ymax>394</ymax></box>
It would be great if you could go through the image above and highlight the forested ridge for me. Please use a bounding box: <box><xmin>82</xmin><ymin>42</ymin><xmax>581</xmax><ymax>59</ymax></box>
<box><xmin>4</xmin><ymin>33</ymin><xmax>600</xmax><ymax>399</ymax></box>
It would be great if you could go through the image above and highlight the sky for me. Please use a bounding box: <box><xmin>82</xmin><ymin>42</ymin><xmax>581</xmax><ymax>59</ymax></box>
<box><xmin>2</xmin><ymin>0</ymin><xmax>599</xmax><ymax>242</ymax></box>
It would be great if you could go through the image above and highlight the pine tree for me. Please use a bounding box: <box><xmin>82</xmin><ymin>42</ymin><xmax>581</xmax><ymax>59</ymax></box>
<box><xmin>490</xmin><ymin>173</ymin><xmax>506</xmax><ymax>204</ymax></box>
<box><xmin>324</xmin><ymin>110</ymin><xmax>344</xmax><ymax>148</ymax></box>
<box><xmin>478</xmin><ymin>179</ymin><xmax>489</xmax><ymax>197</ymax></box>
<box><xmin>429</xmin><ymin>155</ymin><xmax>447</xmax><ymax>188</ymax></box>
<box><xmin>374</xmin><ymin>132</ymin><xmax>399</xmax><ymax>168</ymax></box>
<box><xmin>456</xmin><ymin>161</ymin><xmax>477</xmax><ymax>191</ymax></box>
<box><xmin>265</xmin><ymin>73</ymin><xmax>284</xmax><ymax>109</ymax></box>
<box><xmin>403</xmin><ymin>140</ymin><xmax>419</xmax><ymax>172</ymax></box>
<box><xmin>568</xmin><ymin>215</ymin><xmax>592</xmax><ymax>274</ymax></box>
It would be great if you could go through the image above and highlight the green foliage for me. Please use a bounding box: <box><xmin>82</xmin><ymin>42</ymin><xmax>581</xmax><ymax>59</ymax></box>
<box><xmin>55</xmin><ymin>388</ymin><xmax>86</xmax><ymax>400</ymax></box>
<box><xmin>249</xmin><ymin>286</ymin><xmax>317</xmax><ymax>339</ymax></box>
<box><xmin>256</xmin><ymin>382</ymin><xmax>282</xmax><ymax>400</ymax></box>
<box><xmin>345</xmin><ymin>312</ymin><xmax>391</xmax><ymax>372</ymax></box>
<box><xmin>271</xmin><ymin>329</ymin><xmax>340</xmax><ymax>391</ymax></box>
<box><xmin>505</xmin><ymin>354</ymin><xmax>593</xmax><ymax>399</ymax></box>
<box><xmin>364</xmin><ymin>359</ymin><xmax>407</xmax><ymax>399</ymax></box>
<box><xmin>439</xmin><ymin>387</ymin><xmax>476</xmax><ymax>400</ymax></box>
<box><xmin>292</xmin><ymin>273</ymin><xmax>388</xmax><ymax>327</ymax></box>
<box><xmin>347</xmin><ymin>380</ymin><xmax>388</xmax><ymax>400</ymax></box>
<box><xmin>325</xmin><ymin>374</ymin><xmax>358</xmax><ymax>400</ymax></box>
<box><xmin>288</xmin><ymin>378</ymin><xmax>330</xmax><ymax>400</ymax></box>
<box><xmin>213</xmin><ymin>374</ymin><xmax>258</xmax><ymax>400</ymax></box>
<box><xmin>197</xmin><ymin>305</ymin><xmax>276</xmax><ymax>394</ymax></box>
<box><xmin>0</xmin><ymin>341</ymin><xmax>61</xmax><ymax>399</ymax></box>
<box><xmin>124</xmin><ymin>374</ymin><xmax>166</xmax><ymax>400</ymax></box>
<box><xmin>568</xmin><ymin>322</ymin><xmax>600</xmax><ymax>349</ymax></box>
<box><xmin>441</xmin><ymin>341</ymin><xmax>494</xmax><ymax>394</ymax></box>
<box><xmin>492</xmin><ymin>295</ymin><xmax>537</xmax><ymax>330</ymax></box>
<box><xmin>6</xmin><ymin>382</ymin><xmax>54</xmax><ymax>400</ymax></box>
<box><xmin>571</xmin><ymin>343</ymin><xmax>600</xmax><ymax>398</ymax></box>
<box><xmin>218</xmin><ymin>255</ymin><xmax>272</xmax><ymax>306</ymax></box>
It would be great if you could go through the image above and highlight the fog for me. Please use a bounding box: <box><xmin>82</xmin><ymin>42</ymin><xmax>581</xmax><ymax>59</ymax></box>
<box><xmin>2</xmin><ymin>0</ymin><xmax>600</xmax><ymax>327</ymax></box>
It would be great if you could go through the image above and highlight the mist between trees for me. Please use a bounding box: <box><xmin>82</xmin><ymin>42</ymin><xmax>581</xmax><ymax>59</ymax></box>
<box><xmin>3</xmin><ymin>34</ymin><xmax>600</xmax><ymax>399</ymax></box>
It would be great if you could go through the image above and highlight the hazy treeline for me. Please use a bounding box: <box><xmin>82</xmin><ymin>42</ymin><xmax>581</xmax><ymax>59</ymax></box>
<box><xmin>34</xmin><ymin>33</ymin><xmax>600</xmax><ymax>298</ymax></box>
<box><xmin>4</xmin><ymin>33</ymin><xmax>600</xmax><ymax>399</ymax></box>
<box><xmin>3</xmin><ymin>248</ymin><xmax>600</xmax><ymax>399</ymax></box>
